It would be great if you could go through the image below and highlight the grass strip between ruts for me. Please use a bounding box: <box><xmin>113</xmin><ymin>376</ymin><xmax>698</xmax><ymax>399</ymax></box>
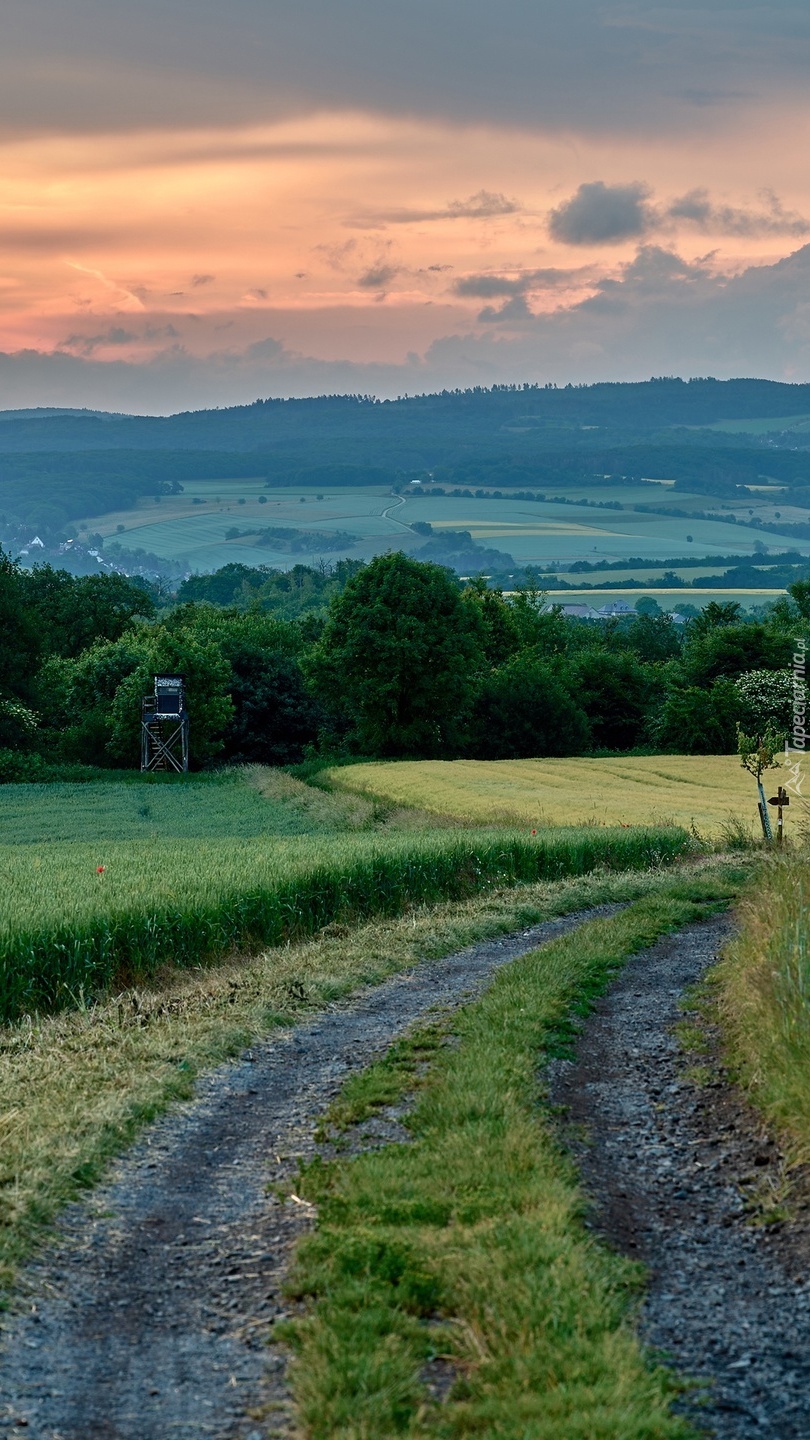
<box><xmin>281</xmin><ymin>874</ymin><xmax>742</xmax><ymax>1439</ymax></box>
<box><xmin>0</xmin><ymin>860</ymin><xmax>747</xmax><ymax>1303</ymax></box>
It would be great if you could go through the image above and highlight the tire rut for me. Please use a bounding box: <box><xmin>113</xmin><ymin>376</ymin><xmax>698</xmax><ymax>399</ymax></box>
<box><xmin>0</xmin><ymin>904</ymin><xmax>619</xmax><ymax>1440</ymax></box>
<box><xmin>551</xmin><ymin>916</ymin><xmax>810</xmax><ymax>1438</ymax></box>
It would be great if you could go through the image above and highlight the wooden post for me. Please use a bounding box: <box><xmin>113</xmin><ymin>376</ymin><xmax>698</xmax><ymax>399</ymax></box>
<box><xmin>767</xmin><ymin>785</ymin><xmax>790</xmax><ymax>846</ymax></box>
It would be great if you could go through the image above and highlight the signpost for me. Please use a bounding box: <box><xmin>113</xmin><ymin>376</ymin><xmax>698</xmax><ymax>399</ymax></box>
<box><xmin>767</xmin><ymin>785</ymin><xmax>790</xmax><ymax>846</ymax></box>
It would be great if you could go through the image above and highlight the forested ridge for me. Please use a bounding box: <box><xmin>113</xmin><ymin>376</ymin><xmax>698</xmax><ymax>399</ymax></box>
<box><xmin>3</xmin><ymin>377</ymin><xmax>810</xmax><ymax>584</ymax></box>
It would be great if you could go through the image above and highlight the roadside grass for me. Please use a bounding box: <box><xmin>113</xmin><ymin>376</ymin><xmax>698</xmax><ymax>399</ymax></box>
<box><xmin>0</xmin><ymin>824</ymin><xmax>688</xmax><ymax>1022</ymax></box>
<box><xmin>282</xmin><ymin>870</ymin><xmax>745</xmax><ymax>1439</ymax></box>
<box><xmin>713</xmin><ymin>851</ymin><xmax>810</xmax><ymax>1163</ymax></box>
<box><xmin>326</xmin><ymin>756</ymin><xmax>767</xmax><ymax>840</ymax></box>
<box><xmin>0</xmin><ymin>857</ymin><xmax>747</xmax><ymax>1300</ymax></box>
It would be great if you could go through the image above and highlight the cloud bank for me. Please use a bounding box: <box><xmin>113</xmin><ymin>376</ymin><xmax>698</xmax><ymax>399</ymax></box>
<box><xmin>2</xmin><ymin>244</ymin><xmax>810</xmax><ymax>414</ymax></box>
<box><xmin>4</xmin><ymin>0</ymin><xmax>810</xmax><ymax>137</ymax></box>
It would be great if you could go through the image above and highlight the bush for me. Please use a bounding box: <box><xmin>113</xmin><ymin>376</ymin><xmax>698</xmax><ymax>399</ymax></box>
<box><xmin>654</xmin><ymin>679</ymin><xmax>740</xmax><ymax>753</ymax></box>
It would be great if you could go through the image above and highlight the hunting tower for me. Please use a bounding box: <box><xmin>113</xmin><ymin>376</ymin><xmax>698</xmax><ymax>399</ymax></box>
<box><xmin>140</xmin><ymin>674</ymin><xmax>189</xmax><ymax>773</ymax></box>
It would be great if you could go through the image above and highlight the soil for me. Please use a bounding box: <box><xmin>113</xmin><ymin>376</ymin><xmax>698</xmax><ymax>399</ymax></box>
<box><xmin>550</xmin><ymin>916</ymin><xmax>810</xmax><ymax>1438</ymax></box>
<box><xmin>0</xmin><ymin>904</ymin><xmax>619</xmax><ymax>1440</ymax></box>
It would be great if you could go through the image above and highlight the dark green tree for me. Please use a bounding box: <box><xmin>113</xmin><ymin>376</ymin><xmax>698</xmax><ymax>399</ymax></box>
<box><xmin>571</xmin><ymin>650</ymin><xmax>657</xmax><ymax>751</ymax></box>
<box><xmin>461</xmin><ymin>580</ymin><xmax>521</xmax><ymax>667</ymax></box>
<box><xmin>221</xmin><ymin>647</ymin><xmax>322</xmax><ymax>764</ymax></box>
<box><xmin>621</xmin><ymin>613</ymin><xmax>682</xmax><ymax>664</ymax></box>
<box><xmin>308</xmin><ymin>552</ymin><xmax>483</xmax><ymax>756</ymax></box>
<box><xmin>682</xmin><ymin>622</ymin><xmax>792</xmax><ymax>687</ymax></box>
<box><xmin>0</xmin><ymin>548</ymin><xmax>42</xmax><ymax>703</ymax></box>
<box><xmin>653</xmin><ymin>679</ymin><xmax>740</xmax><ymax>753</ymax></box>
<box><xmin>468</xmin><ymin>653</ymin><xmax>590</xmax><ymax>759</ymax></box>
<box><xmin>21</xmin><ymin>567</ymin><xmax>155</xmax><ymax>659</ymax></box>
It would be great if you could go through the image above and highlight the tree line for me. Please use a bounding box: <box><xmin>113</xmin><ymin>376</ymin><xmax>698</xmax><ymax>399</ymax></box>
<box><xmin>0</xmin><ymin>549</ymin><xmax>806</xmax><ymax>779</ymax></box>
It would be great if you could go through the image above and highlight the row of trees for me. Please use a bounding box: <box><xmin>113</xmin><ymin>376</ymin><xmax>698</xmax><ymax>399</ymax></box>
<box><xmin>0</xmin><ymin>548</ymin><xmax>806</xmax><ymax>775</ymax></box>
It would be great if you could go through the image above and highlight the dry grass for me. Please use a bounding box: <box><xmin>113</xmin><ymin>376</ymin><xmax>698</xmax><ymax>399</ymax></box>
<box><xmin>329</xmin><ymin>755</ymin><xmax>776</xmax><ymax>840</ymax></box>
<box><xmin>0</xmin><ymin>858</ymin><xmax>743</xmax><ymax>1298</ymax></box>
<box><xmin>715</xmin><ymin>852</ymin><xmax>810</xmax><ymax>1164</ymax></box>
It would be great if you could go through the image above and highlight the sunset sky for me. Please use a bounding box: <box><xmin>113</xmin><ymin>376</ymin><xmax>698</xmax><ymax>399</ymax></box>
<box><xmin>3</xmin><ymin>1</ymin><xmax>810</xmax><ymax>411</ymax></box>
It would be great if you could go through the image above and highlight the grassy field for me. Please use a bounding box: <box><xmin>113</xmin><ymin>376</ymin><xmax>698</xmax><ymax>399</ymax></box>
<box><xmin>0</xmin><ymin>767</ymin><xmax>377</xmax><ymax>844</ymax></box>
<box><xmin>0</xmin><ymin>761</ymin><xmax>689</xmax><ymax>1022</ymax></box>
<box><xmin>329</xmin><ymin>755</ymin><xmax>778</xmax><ymax>840</ymax></box>
<box><xmin>283</xmin><ymin>867</ymin><xmax>744</xmax><ymax>1438</ymax></box>
<box><xmin>80</xmin><ymin>476</ymin><xmax>809</xmax><ymax>573</ymax></box>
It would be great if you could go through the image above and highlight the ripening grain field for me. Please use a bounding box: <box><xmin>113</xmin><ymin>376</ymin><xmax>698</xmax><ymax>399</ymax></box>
<box><xmin>328</xmin><ymin>755</ymin><xmax>773</xmax><ymax>839</ymax></box>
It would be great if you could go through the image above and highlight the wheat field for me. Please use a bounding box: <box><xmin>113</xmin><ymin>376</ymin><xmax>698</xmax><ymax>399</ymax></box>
<box><xmin>328</xmin><ymin>755</ymin><xmax>793</xmax><ymax>839</ymax></box>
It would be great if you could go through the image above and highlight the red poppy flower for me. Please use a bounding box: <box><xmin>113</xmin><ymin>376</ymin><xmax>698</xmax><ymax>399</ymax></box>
<box><xmin>531</xmin><ymin>829</ymin><xmax>537</xmax><ymax>835</ymax></box>
<box><xmin>96</xmin><ymin>865</ymin><xmax>106</xmax><ymax>874</ymax></box>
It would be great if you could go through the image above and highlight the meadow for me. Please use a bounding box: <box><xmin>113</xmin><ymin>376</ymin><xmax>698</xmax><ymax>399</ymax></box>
<box><xmin>328</xmin><ymin>755</ymin><xmax>781</xmax><ymax>839</ymax></box>
<box><xmin>0</xmin><ymin>767</ymin><xmax>374</xmax><ymax>844</ymax></box>
<box><xmin>79</xmin><ymin>475</ymin><xmax>808</xmax><ymax>576</ymax></box>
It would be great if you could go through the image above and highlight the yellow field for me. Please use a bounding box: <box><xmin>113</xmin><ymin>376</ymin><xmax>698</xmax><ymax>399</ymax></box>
<box><xmin>328</xmin><ymin>756</ymin><xmax>796</xmax><ymax>839</ymax></box>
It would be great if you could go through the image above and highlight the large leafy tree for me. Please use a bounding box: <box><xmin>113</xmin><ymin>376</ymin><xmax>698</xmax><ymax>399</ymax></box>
<box><xmin>21</xmin><ymin>567</ymin><xmax>155</xmax><ymax>659</ymax></box>
<box><xmin>309</xmin><ymin>552</ymin><xmax>484</xmax><ymax>756</ymax></box>
<box><xmin>570</xmin><ymin>649</ymin><xmax>657</xmax><ymax>751</ymax></box>
<box><xmin>468</xmin><ymin>653</ymin><xmax>590</xmax><ymax>759</ymax></box>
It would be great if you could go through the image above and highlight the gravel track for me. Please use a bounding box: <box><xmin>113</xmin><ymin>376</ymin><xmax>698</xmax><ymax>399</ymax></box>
<box><xmin>0</xmin><ymin>905</ymin><xmax>619</xmax><ymax>1440</ymax></box>
<box><xmin>551</xmin><ymin>916</ymin><xmax>810</xmax><ymax>1438</ymax></box>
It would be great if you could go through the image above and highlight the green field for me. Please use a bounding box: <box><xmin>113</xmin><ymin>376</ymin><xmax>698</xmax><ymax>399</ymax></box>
<box><xmin>697</xmin><ymin>414</ymin><xmax>810</xmax><ymax>435</ymax></box>
<box><xmin>546</xmin><ymin>586</ymin><xmax>785</xmax><ymax>611</ymax></box>
<box><xmin>82</xmin><ymin>476</ymin><xmax>810</xmax><ymax>574</ymax></box>
<box><xmin>0</xmin><ymin>769</ymin><xmax>369</xmax><ymax>844</ymax></box>
<box><xmin>0</xmin><ymin>769</ymin><xmax>687</xmax><ymax>1022</ymax></box>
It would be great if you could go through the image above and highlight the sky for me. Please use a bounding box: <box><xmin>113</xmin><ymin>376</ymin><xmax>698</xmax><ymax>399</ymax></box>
<box><xmin>2</xmin><ymin>1</ymin><xmax>810</xmax><ymax>412</ymax></box>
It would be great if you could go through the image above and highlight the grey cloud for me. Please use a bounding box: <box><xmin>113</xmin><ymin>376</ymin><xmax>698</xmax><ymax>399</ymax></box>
<box><xmin>426</xmin><ymin>243</ymin><xmax>810</xmax><ymax>385</ymax></box>
<box><xmin>191</xmin><ymin>273</ymin><xmax>215</xmax><ymax>287</ymax></box>
<box><xmin>478</xmin><ymin>295</ymin><xmax>533</xmax><ymax>323</ymax></box>
<box><xmin>351</xmin><ymin>190</ymin><xmax>519</xmax><ymax>228</ymax></box>
<box><xmin>455</xmin><ymin>267</ymin><xmax>591</xmax><ymax>318</ymax></box>
<box><xmin>455</xmin><ymin>268</ymin><xmax>581</xmax><ymax>298</ymax></box>
<box><xmin>58</xmin><ymin>326</ymin><xmax>140</xmax><ymax>356</ymax></box>
<box><xmin>446</xmin><ymin>190</ymin><xmax>518</xmax><ymax>218</ymax></box>
<box><xmin>3</xmin><ymin>1</ymin><xmax>810</xmax><ymax>138</ymax></box>
<box><xmin>5</xmin><ymin>244</ymin><xmax>810</xmax><ymax>412</ymax></box>
<box><xmin>4</xmin><ymin>241</ymin><xmax>807</xmax><ymax>411</ymax></box>
<box><xmin>357</xmin><ymin>264</ymin><xmax>400</xmax><ymax>289</ymax></box>
<box><xmin>58</xmin><ymin>324</ymin><xmax>179</xmax><ymax>356</ymax></box>
<box><xmin>667</xmin><ymin>188</ymin><xmax>809</xmax><ymax>237</ymax></box>
<box><xmin>548</xmin><ymin>182</ymin><xmax>810</xmax><ymax>245</ymax></box>
<box><xmin>549</xmin><ymin>182</ymin><xmax>654</xmax><ymax>245</ymax></box>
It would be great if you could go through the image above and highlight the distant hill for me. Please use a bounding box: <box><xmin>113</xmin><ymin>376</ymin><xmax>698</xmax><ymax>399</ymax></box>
<box><xmin>2</xmin><ymin>377</ymin><xmax>810</xmax><ymax>457</ymax></box>
<box><xmin>3</xmin><ymin>377</ymin><xmax>810</xmax><ymax>563</ymax></box>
